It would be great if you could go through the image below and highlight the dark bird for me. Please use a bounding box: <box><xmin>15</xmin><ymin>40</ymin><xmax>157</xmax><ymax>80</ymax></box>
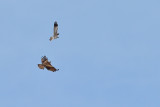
<box><xmin>38</xmin><ymin>56</ymin><xmax>59</xmax><ymax>72</ymax></box>
<box><xmin>49</xmin><ymin>21</ymin><xmax>59</xmax><ymax>41</ymax></box>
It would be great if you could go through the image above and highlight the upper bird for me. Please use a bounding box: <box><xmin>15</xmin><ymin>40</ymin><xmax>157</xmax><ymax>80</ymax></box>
<box><xmin>49</xmin><ymin>21</ymin><xmax>59</xmax><ymax>41</ymax></box>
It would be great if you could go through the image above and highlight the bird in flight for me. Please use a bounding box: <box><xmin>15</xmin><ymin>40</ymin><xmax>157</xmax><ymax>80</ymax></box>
<box><xmin>49</xmin><ymin>21</ymin><xmax>59</xmax><ymax>41</ymax></box>
<box><xmin>38</xmin><ymin>56</ymin><xmax>59</xmax><ymax>72</ymax></box>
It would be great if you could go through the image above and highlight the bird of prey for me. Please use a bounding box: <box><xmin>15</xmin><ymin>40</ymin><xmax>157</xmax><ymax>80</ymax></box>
<box><xmin>38</xmin><ymin>56</ymin><xmax>59</xmax><ymax>72</ymax></box>
<box><xmin>49</xmin><ymin>21</ymin><xmax>59</xmax><ymax>41</ymax></box>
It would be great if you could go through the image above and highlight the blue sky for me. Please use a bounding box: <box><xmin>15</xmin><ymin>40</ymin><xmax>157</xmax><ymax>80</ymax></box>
<box><xmin>0</xmin><ymin>0</ymin><xmax>160</xmax><ymax>107</ymax></box>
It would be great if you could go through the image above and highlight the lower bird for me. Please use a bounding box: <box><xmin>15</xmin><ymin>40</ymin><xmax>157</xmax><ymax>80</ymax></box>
<box><xmin>38</xmin><ymin>56</ymin><xmax>59</xmax><ymax>72</ymax></box>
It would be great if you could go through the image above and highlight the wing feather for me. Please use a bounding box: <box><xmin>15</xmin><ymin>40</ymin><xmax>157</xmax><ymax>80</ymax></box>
<box><xmin>44</xmin><ymin>60</ymin><xmax>58</xmax><ymax>72</ymax></box>
<box><xmin>45</xmin><ymin>66</ymin><xmax>57</xmax><ymax>72</ymax></box>
<box><xmin>38</xmin><ymin>64</ymin><xmax>44</xmax><ymax>69</ymax></box>
<box><xmin>54</xmin><ymin>21</ymin><xmax>59</xmax><ymax>39</ymax></box>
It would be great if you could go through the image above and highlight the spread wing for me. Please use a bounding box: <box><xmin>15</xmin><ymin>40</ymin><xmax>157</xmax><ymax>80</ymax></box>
<box><xmin>44</xmin><ymin>61</ymin><xmax>58</xmax><ymax>72</ymax></box>
<box><xmin>38</xmin><ymin>64</ymin><xmax>44</xmax><ymax>69</ymax></box>
<box><xmin>54</xmin><ymin>21</ymin><xmax>59</xmax><ymax>38</ymax></box>
<box><xmin>45</xmin><ymin>65</ymin><xmax>57</xmax><ymax>72</ymax></box>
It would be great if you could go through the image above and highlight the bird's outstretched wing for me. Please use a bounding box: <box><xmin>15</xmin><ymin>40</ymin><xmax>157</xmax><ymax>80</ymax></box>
<box><xmin>38</xmin><ymin>64</ymin><xmax>44</xmax><ymax>69</ymax></box>
<box><xmin>53</xmin><ymin>21</ymin><xmax>59</xmax><ymax>39</ymax></box>
<box><xmin>44</xmin><ymin>61</ymin><xmax>58</xmax><ymax>72</ymax></box>
<box><xmin>45</xmin><ymin>65</ymin><xmax>57</xmax><ymax>72</ymax></box>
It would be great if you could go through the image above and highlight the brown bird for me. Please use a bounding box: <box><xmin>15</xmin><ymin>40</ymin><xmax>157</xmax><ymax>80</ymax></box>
<box><xmin>49</xmin><ymin>21</ymin><xmax>59</xmax><ymax>41</ymax></box>
<box><xmin>38</xmin><ymin>56</ymin><xmax>59</xmax><ymax>72</ymax></box>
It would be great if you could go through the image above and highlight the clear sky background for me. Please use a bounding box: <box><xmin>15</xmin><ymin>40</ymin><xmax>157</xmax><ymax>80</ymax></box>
<box><xmin>0</xmin><ymin>0</ymin><xmax>160</xmax><ymax>107</ymax></box>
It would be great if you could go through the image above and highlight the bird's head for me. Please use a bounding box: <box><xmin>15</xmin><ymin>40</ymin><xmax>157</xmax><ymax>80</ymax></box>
<box><xmin>49</xmin><ymin>37</ymin><xmax>53</xmax><ymax>41</ymax></box>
